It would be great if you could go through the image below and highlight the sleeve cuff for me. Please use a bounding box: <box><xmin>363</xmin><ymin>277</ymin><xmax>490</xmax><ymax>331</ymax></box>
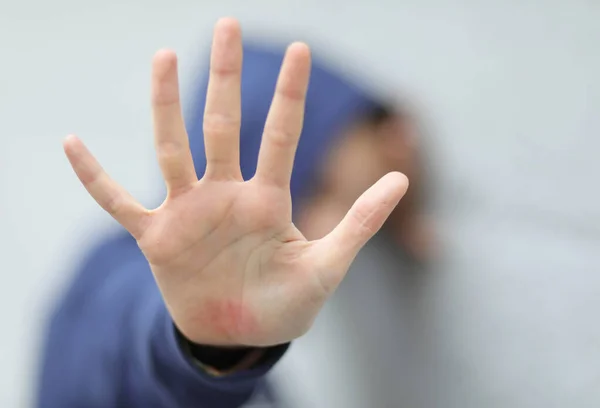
<box><xmin>151</xmin><ymin>301</ymin><xmax>288</xmax><ymax>398</ymax></box>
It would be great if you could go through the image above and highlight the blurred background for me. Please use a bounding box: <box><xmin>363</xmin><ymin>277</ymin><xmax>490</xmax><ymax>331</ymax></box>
<box><xmin>1</xmin><ymin>1</ymin><xmax>599</xmax><ymax>406</ymax></box>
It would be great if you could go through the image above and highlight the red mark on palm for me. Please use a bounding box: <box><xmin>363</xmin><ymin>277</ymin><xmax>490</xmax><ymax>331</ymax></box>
<box><xmin>199</xmin><ymin>299</ymin><xmax>258</xmax><ymax>342</ymax></box>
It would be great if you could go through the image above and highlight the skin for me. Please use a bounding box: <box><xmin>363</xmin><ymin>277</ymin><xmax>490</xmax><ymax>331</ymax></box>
<box><xmin>298</xmin><ymin>117</ymin><xmax>433</xmax><ymax>260</ymax></box>
<box><xmin>297</xmin><ymin>121</ymin><xmax>386</xmax><ymax>240</ymax></box>
<box><xmin>62</xmin><ymin>17</ymin><xmax>409</xmax><ymax>347</ymax></box>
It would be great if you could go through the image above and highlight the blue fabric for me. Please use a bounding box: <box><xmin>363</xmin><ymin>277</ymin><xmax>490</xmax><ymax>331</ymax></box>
<box><xmin>36</xmin><ymin>42</ymin><xmax>379</xmax><ymax>408</ymax></box>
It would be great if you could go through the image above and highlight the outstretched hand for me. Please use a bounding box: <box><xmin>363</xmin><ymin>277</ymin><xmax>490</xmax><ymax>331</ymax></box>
<box><xmin>63</xmin><ymin>18</ymin><xmax>408</xmax><ymax>347</ymax></box>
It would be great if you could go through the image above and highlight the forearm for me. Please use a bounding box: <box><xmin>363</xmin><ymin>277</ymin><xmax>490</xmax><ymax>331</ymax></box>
<box><xmin>36</xmin><ymin>237</ymin><xmax>285</xmax><ymax>408</ymax></box>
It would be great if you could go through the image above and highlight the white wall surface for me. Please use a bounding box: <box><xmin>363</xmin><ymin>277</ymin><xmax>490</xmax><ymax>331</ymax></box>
<box><xmin>1</xmin><ymin>1</ymin><xmax>599</xmax><ymax>406</ymax></box>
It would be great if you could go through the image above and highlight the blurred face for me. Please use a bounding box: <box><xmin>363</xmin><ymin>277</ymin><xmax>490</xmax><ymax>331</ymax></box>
<box><xmin>297</xmin><ymin>114</ymin><xmax>421</xmax><ymax>242</ymax></box>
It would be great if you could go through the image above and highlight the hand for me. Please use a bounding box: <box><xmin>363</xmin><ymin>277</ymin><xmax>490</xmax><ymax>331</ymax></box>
<box><xmin>63</xmin><ymin>18</ymin><xmax>409</xmax><ymax>347</ymax></box>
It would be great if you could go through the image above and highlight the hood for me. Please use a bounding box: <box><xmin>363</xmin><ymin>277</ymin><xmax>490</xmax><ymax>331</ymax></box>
<box><xmin>186</xmin><ymin>41</ymin><xmax>380</xmax><ymax>206</ymax></box>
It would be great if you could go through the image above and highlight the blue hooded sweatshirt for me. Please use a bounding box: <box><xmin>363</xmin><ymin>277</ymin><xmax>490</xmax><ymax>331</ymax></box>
<box><xmin>36</xmin><ymin>42</ymin><xmax>380</xmax><ymax>408</ymax></box>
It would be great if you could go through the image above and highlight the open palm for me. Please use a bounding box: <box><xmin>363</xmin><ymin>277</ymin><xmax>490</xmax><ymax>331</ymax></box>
<box><xmin>64</xmin><ymin>18</ymin><xmax>408</xmax><ymax>347</ymax></box>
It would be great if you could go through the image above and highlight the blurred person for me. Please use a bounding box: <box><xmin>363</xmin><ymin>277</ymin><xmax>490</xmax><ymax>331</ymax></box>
<box><xmin>36</xmin><ymin>17</ymin><xmax>431</xmax><ymax>408</ymax></box>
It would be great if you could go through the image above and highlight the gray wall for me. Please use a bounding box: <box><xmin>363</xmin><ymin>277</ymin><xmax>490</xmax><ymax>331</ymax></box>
<box><xmin>1</xmin><ymin>1</ymin><xmax>599</xmax><ymax>406</ymax></box>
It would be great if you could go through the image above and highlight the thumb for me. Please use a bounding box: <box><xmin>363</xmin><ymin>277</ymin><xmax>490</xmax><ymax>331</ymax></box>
<box><xmin>311</xmin><ymin>172</ymin><xmax>409</xmax><ymax>291</ymax></box>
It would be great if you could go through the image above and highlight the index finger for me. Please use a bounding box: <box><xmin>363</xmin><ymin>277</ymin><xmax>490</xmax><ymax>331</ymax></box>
<box><xmin>255</xmin><ymin>42</ymin><xmax>311</xmax><ymax>187</ymax></box>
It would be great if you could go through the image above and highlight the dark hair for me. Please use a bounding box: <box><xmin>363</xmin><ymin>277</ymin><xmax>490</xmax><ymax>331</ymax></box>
<box><xmin>363</xmin><ymin>103</ymin><xmax>396</xmax><ymax>127</ymax></box>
